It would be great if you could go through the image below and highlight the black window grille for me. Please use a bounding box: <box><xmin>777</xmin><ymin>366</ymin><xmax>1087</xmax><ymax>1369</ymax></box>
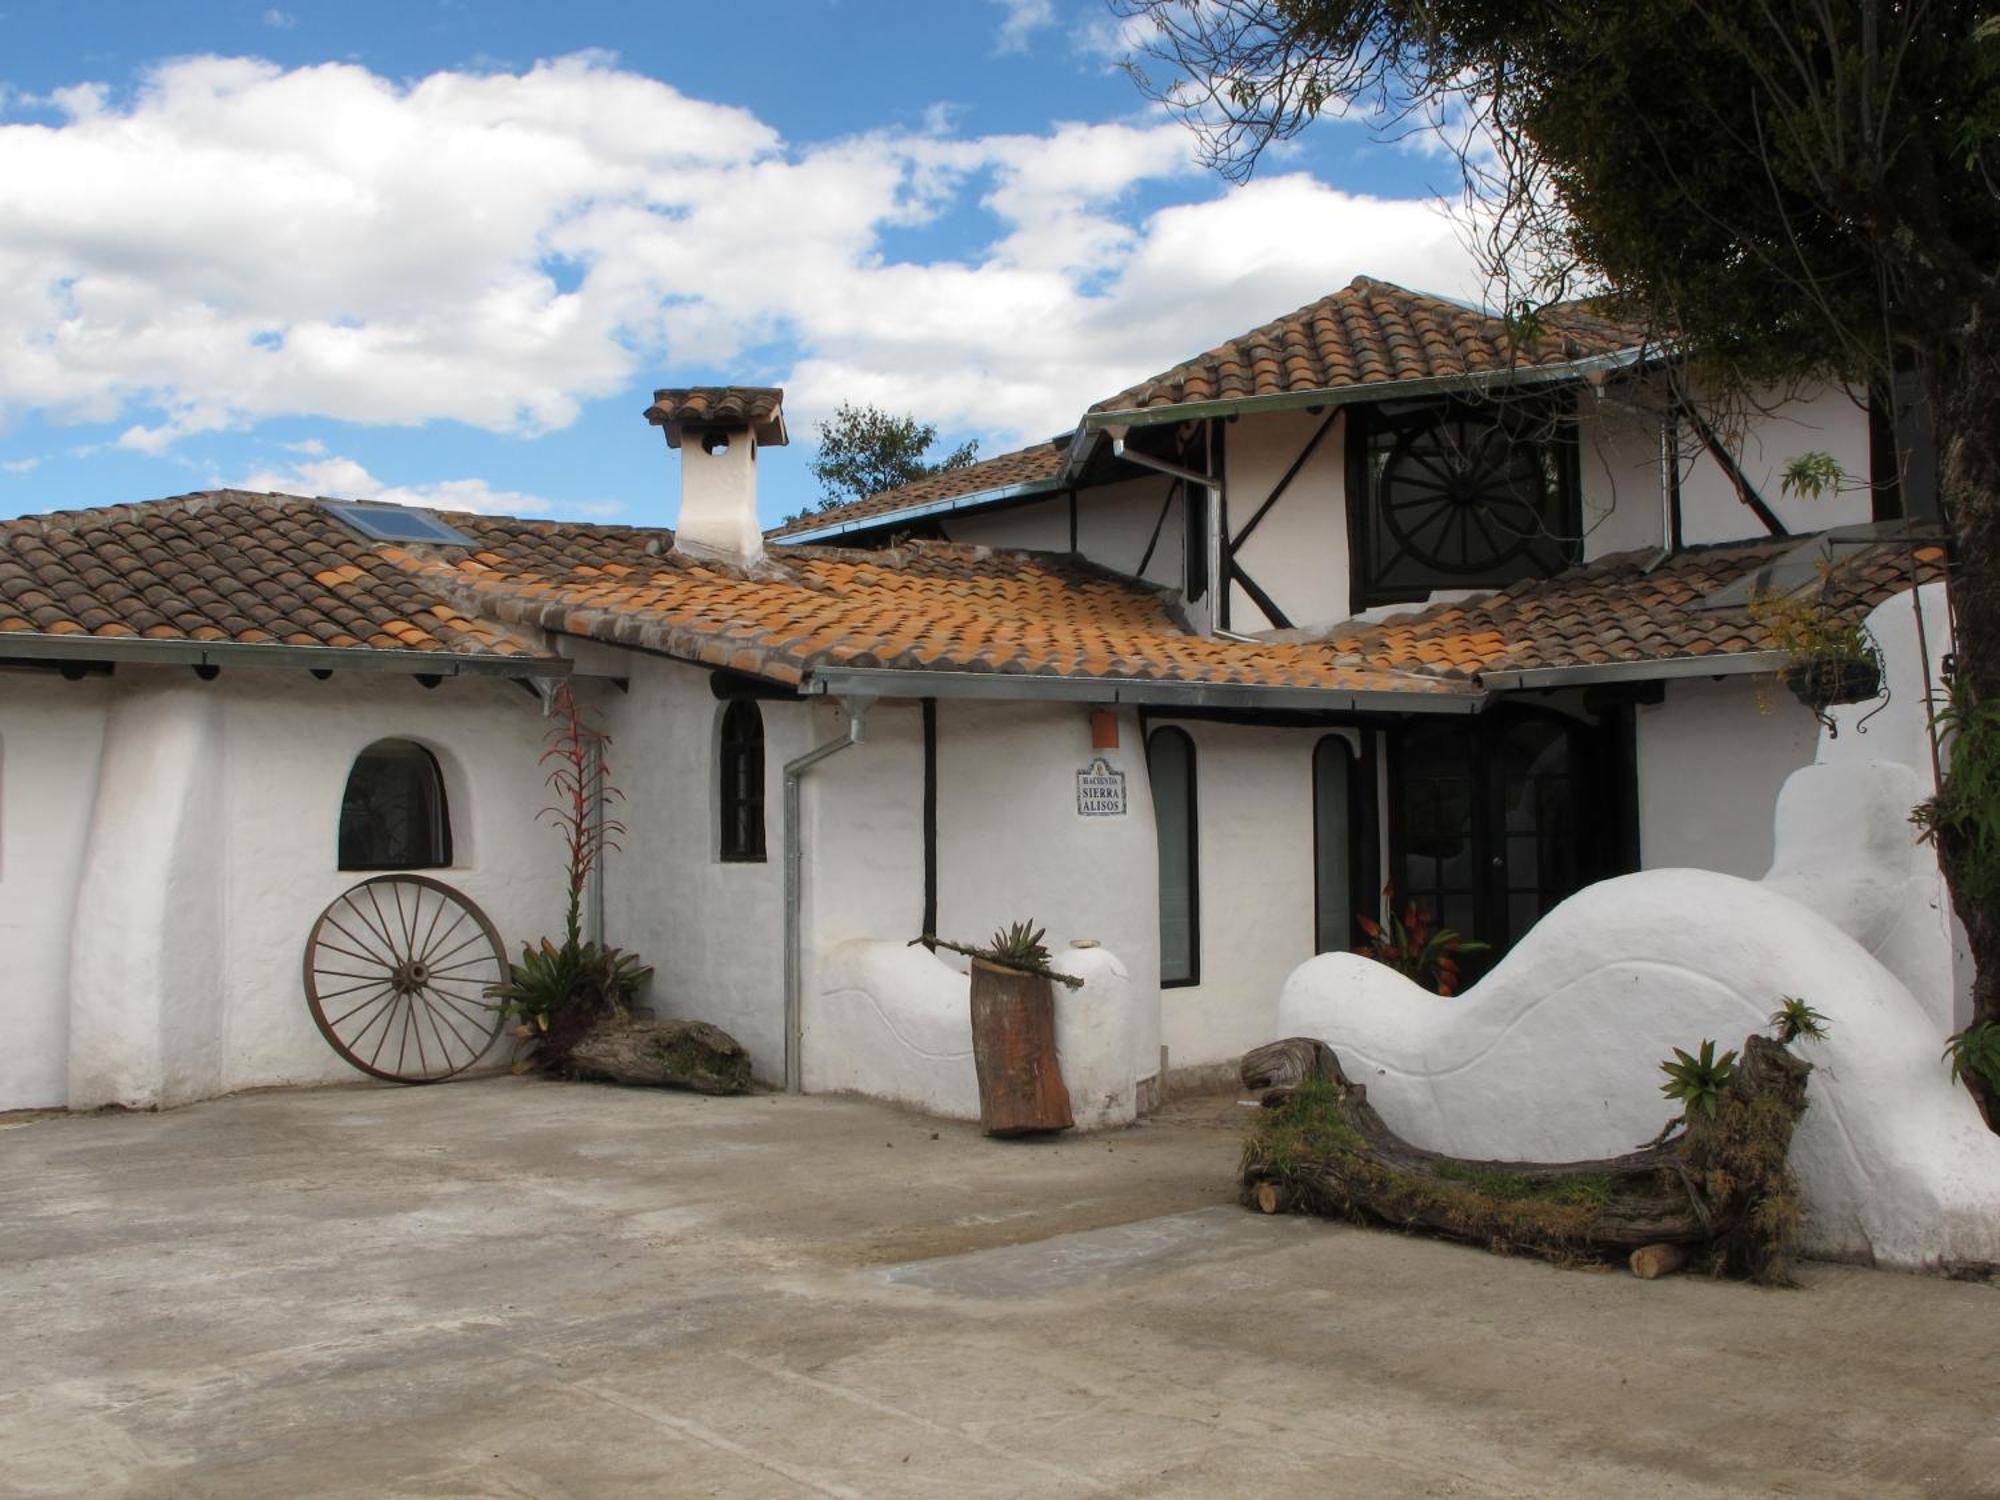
<box><xmin>1147</xmin><ymin>726</ymin><xmax>1200</xmax><ymax>986</ymax></box>
<box><xmin>719</xmin><ymin>700</ymin><xmax>767</xmax><ymax>862</ymax></box>
<box><xmin>339</xmin><ymin>739</ymin><xmax>451</xmax><ymax>870</ymax></box>
<box><xmin>1350</xmin><ymin>397</ymin><xmax>1579</xmax><ymax>607</ymax></box>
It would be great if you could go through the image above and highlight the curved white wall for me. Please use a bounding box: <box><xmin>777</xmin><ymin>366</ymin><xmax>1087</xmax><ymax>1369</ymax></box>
<box><xmin>1274</xmin><ymin>584</ymin><xmax>1994</xmax><ymax>1269</ymax></box>
<box><xmin>4</xmin><ymin>664</ymin><xmax>568</xmax><ymax>1111</ymax></box>
<box><xmin>0</xmin><ymin>671</ymin><xmax>110</xmax><ymax>1109</ymax></box>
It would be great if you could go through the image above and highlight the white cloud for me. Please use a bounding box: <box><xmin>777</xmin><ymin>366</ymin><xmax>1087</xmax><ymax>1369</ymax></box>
<box><xmin>262</xmin><ymin>9</ymin><xmax>296</xmax><ymax>29</ymax></box>
<box><xmin>0</xmin><ymin>52</ymin><xmax>1485</xmax><ymax>457</ymax></box>
<box><xmin>0</xmin><ymin>456</ymin><xmax>39</xmax><ymax>474</ymax></box>
<box><xmin>992</xmin><ymin>0</ymin><xmax>1056</xmax><ymax>53</ymax></box>
<box><xmin>236</xmin><ymin>452</ymin><xmax>615</xmax><ymax>519</ymax></box>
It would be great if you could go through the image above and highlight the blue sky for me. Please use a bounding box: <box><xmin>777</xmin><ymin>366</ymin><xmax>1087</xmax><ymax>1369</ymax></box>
<box><xmin>0</xmin><ymin>1</ymin><xmax>1481</xmax><ymax>526</ymax></box>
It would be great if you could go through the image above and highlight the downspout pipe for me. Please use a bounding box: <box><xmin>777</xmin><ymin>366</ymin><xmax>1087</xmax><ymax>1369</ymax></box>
<box><xmin>782</xmin><ymin>699</ymin><xmax>871</xmax><ymax>1093</ymax></box>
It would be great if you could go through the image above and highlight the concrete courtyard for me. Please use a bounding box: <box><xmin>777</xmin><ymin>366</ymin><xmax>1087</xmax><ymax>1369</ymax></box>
<box><xmin>1</xmin><ymin>1077</ymin><xmax>1995</xmax><ymax>1499</ymax></box>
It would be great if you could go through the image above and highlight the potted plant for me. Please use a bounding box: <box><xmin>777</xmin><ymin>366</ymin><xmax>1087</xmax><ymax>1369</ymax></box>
<box><xmin>1748</xmin><ymin>587</ymin><xmax>1884</xmax><ymax>714</ymax></box>
<box><xmin>919</xmin><ymin>921</ymin><xmax>1080</xmax><ymax>1136</ymax></box>
<box><xmin>1353</xmin><ymin>883</ymin><xmax>1489</xmax><ymax>995</ymax></box>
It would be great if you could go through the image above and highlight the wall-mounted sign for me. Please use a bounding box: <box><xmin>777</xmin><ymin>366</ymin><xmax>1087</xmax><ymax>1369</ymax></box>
<box><xmin>1076</xmin><ymin>756</ymin><xmax>1127</xmax><ymax>817</ymax></box>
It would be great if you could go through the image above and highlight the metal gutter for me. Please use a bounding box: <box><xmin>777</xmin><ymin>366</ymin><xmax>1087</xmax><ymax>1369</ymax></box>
<box><xmin>802</xmin><ymin>666</ymin><xmax>1484</xmax><ymax>716</ymax></box>
<box><xmin>1477</xmin><ymin>651</ymin><xmax>1788</xmax><ymax>691</ymax></box>
<box><xmin>772</xmin><ymin>476</ymin><xmax>1066</xmax><ymax>546</ymax></box>
<box><xmin>782</xmin><ymin>700</ymin><xmax>872</xmax><ymax>1094</ymax></box>
<box><xmin>0</xmin><ymin>632</ymin><xmax>573</xmax><ymax>678</ymax></box>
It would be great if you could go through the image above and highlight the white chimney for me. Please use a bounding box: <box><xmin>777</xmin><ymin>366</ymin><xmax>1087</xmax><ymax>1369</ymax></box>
<box><xmin>644</xmin><ymin>386</ymin><xmax>787</xmax><ymax>568</ymax></box>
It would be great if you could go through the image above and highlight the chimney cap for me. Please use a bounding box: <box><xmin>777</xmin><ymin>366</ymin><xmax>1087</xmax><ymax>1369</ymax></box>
<box><xmin>644</xmin><ymin>386</ymin><xmax>788</xmax><ymax>449</ymax></box>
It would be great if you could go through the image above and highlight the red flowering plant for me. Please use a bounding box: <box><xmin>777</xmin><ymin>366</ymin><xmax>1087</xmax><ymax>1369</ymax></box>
<box><xmin>487</xmin><ymin>684</ymin><xmax>652</xmax><ymax>1070</ymax></box>
<box><xmin>1353</xmin><ymin>883</ymin><xmax>1489</xmax><ymax>997</ymax></box>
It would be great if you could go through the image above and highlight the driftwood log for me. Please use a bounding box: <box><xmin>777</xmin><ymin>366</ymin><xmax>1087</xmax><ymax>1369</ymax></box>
<box><xmin>969</xmin><ymin>958</ymin><xmax>1073</xmax><ymax>1136</ymax></box>
<box><xmin>567</xmin><ymin>1017</ymin><xmax>752</xmax><ymax>1095</ymax></box>
<box><xmin>1239</xmin><ymin>1033</ymin><xmax>1812</xmax><ymax>1277</ymax></box>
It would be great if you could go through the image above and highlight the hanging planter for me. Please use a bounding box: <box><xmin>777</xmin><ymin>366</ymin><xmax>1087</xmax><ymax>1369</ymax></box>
<box><xmin>1781</xmin><ymin>654</ymin><xmax>1883</xmax><ymax>712</ymax></box>
<box><xmin>1750</xmin><ymin>584</ymin><xmax>1886</xmax><ymax>727</ymax></box>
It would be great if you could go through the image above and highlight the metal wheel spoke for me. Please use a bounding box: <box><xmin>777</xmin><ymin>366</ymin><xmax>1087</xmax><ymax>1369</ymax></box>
<box><xmin>419</xmin><ymin>908</ymin><xmax>470</xmax><ymax>966</ymax></box>
<box><xmin>326</xmin><ymin>985</ymin><xmax>396</xmax><ymax>1030</ymax></box>
<box><xmin>422</xmin><ymin>991</ymin><xmax>485</xmax><ymax>1056</ymax></box>
<box><xmin>324</xmin><ymin>913</ymin><xmax>399</xmax><ymax>970</ymax></box>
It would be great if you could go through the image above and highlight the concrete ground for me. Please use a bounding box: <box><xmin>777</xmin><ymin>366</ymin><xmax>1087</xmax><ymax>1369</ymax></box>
<box><xmin>1</xmin><ymin>1080</ymin><xmax>1996</xmax><ymax>1500</ymax></box>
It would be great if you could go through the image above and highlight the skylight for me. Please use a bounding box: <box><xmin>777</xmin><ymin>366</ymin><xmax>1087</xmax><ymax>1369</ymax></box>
<box><xmin>320</xmin><ymin>501</ymin><xmax>474</xmax><ymax>547</ymax></box>
<box><xmin>1696</xmin><ymin>520</ymin><xmax>1920</xmax><ymax>610</ymax></box>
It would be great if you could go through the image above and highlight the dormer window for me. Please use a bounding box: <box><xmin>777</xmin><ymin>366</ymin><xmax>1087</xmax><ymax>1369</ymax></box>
<box><xmin>1349</xmin><ymin>397</ymin><xmax>1579</xmax><ymax>608</ymax></box>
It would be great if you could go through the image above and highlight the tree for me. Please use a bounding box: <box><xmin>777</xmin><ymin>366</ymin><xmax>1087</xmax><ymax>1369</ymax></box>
<box><xmin>804</xmin><ymin>401</ymin><xmax>979</xmax><ymax>512</ymax></box>
<box><xmin>1112</xmin><ymin>0</ymin><xmax>2000</xmax><ymax>1125</ymax></box>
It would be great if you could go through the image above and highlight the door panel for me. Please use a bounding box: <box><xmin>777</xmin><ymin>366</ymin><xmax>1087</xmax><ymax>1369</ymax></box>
<box><xmin>1389</xmin><ymin>707</ymin><xmax>1623</xmax><ymax>968</ymax></box>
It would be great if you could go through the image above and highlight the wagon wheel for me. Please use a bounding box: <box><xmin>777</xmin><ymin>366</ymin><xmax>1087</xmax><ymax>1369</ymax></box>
<box><xmin>303</xmin><ymin>875</ymin><xmax>507</xmax><ymax>1084</ymax></box>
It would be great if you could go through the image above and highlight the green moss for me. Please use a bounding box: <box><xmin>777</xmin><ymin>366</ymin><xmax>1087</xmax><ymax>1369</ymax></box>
<box><xmin>1242</xmin><ymin>1080</ymin><xmax>1611</xmax><ymax>1259</ymax></box>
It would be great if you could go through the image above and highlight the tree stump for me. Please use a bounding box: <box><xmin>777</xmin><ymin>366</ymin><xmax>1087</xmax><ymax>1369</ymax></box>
<box><xmin>1239</xmin><ymin>1033</ymin><xmax>1812</xmax><ymax>1278</ymax></box>
<box><xmin>567</xmin><ymin>1017</ymin><xmax>752</xmax><ymax>1095</ymax></box>
<box><xmin>969</xmin><ymin>958</ymin><xmax>1073</xmax><ymax>1136</ymax></box>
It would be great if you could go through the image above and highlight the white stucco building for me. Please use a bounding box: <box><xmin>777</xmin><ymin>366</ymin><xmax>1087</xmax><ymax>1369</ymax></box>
<box><xmin>0</xmin><ymin>278</ymin><xmax>1958</xmax><ymax>1142</ymax></box>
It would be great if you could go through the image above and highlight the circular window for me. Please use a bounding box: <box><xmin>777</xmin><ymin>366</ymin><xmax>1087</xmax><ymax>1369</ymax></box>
<box><xmin>1379</xmin><ymin>414</ymin><xmax>1552</xmax><ymax>577</ymax></box>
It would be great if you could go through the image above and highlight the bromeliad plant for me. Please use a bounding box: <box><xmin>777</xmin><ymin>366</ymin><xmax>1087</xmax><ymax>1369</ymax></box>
<box><xmin>914</xmin><ymin>920</ymin><xmax>1086</xmax><ymax>989</ymax></box>
<box><xmin>487</xmin><ymin>685</ymin><xmax>653</xmax><ymax>1070</ymax></box>
<box><xmin>1659</xmin><ymin>1039</ymin><xmax>1739</xmax><ymax>1120</ymax></box>
<box><xmin>1768</xmin><ymin>995</ymin><xmax>1831</xmax><ymax>1046</ymax></box>
<box><xmin>1353</xmin><ymin>884</ymin><xmax>1489</xmax><ymax>996</ymax></box>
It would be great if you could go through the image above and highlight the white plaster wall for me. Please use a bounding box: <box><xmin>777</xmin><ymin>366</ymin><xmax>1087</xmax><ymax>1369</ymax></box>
<box><xmin>1770</xmin><ymin>582</ymin><xmax>1965</xmax><ymax>1031</ymax></box>
<box><xmin>942</xmin><ymin>495</ymin><xmax>1070</xmax><ymax>553</ymax></box>
<box><xmin>0</xmin><ymin>671</ymin><xmax>110</xmax><ymax>1109</ymax></box>
<box><xmin>1678</xmin><ymin>382</ymin><xmax>1875</xmax><ymax>546</ymax></box>
<box><xmin>43</xmin><ymin>665</ymin><xmax>563</xmax><ymax>1111</ymax></box>
<box><xmin>1144</xmin><ymin>718</ymin><xmax>1340</xmax><ymax>1069</ymax></box>
<box><xmin>213</xmin><ymin>670</ymin><xmax>563</xmax><ymax>1097</ymax></box>
<box><xmin>1223</xmin><ymin>408</ymin><xmax>1351</xmax><ymax>632</ymax></box>
<box><xmin>1576</xmin><ymin>385</ymin><xmax>1672</xmax><ymax>561</ymax></box>
<box><xmin>1075</xmin><ymin>472</ymin><xmax>1181</xmax><ymax>589</ymax></box>
<box><xmin>602</xmin><ymin>656</ymin><xmax>815</xmax><ymax>1085</ymax></box>
<box><xmin>1637</xmin><ymin>676</ymin><xmax>1819</xmax><ymax>877</ymax></box>
<box><xmin>934</xmin><ymin>701</ymin><xmax>1162</xmax><ymax>1084</ymax></box>
<box><xmin>941</xmin><ymin>475</ymin><xmax>1182</xmax><ymax>592</ymax></box>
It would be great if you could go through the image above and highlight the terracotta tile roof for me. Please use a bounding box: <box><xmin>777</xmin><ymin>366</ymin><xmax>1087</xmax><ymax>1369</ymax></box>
<box><xmin>768</xmin><ymin>441</ymin><xmax>1067</xmax><ymax>540</ymax></box>
<box><xmin>1321</xmin><ymin>533</ymin><xmax>1948</xmax><ymax>680</ymax></box>
<box><xmin>1091</xmin><ymin>277</ymin><xmax>1649</xmax><ymax>416</ymax></box>
<box><xmin>774</xmin><ymin>277</ymin><xmax>1649</xmax><ymax>543</ymax></box>
<box><xmin>644</xmin><ymin>387</ymin><xmax>787</xmax><ymax>446</ymax></box>
<box><xmin>431</xmin><ymin>532</ymin><xmax>1466</xmax><ymax>697</ymax></box>
<box><xmin>0</xmin><ymin>490</ymin><xmax>1463</xmax><ymax>699</ymax></box>
<box><xmin>0</xmin><ymin>492</ymin><xmax>555</xmax><ymax>659</ymax></box>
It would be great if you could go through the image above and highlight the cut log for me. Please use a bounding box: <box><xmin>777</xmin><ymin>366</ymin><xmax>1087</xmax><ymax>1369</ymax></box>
<box><xmin>1630</xmin><ymin>1242</ymin><xmax>1689</xmax><ymax>1280</ymax></box>
<box><xmin>1239</xmin><ymin>1033</ymin><xmax>1812</xmax><ymax>1277</ymax></box>
<box><xmin>567</xmin><ymin>1017</ymin><xmax>752</xmax><ymax>1095</ymax></box>
<box><xmin>969</xmin><ymin>958</ymin><xmax>1073</xmax><ymax>1136</ymax></box>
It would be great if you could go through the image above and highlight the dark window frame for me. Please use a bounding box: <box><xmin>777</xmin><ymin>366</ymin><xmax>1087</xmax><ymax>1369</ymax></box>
<box><xmin>718</xmin><ymin>699</ymin><xmax>767</xmax><ymax>863</ymax></box>
<box><xmin>1346</xmin><ymin>395</ymin><xmax>1582</xmax><ymax>611</ymax></box>
<box><xmin>338</xmin><ymin>739</ymin><xmax>452</xmax><ymax>871</ymax></box>
<box><xmin>1146</xmin><ymin>725</ymin><xmax>1201</xmax><ymax>988</ymax></box>
<box><xmin>1312</xmin><ymin>733</ymin><xmax>1380</xmax><ymax>955</ymax></box>
<box><xmin>1383</xmin><ymin>703</ymin><xmax>1632</xmax><ymax>972</ymax></box>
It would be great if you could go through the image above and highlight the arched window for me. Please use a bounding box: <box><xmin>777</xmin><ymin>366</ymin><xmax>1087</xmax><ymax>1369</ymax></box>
<box><xmin>1147</xmin><ymin>726</ymin><xmax>1199</xmax><ymax>986</ymax></box>
<box><xmin>339</xmin><ymin>739</ymin><xmax>451</xmax><ymax>870</ymax></box>
<box><xmin>719</xmin><ymin>700</ymin><xmax>766</xmax><ymax>862</ymax></box>
<box><xmin>1313</xmin><ymin>736</ymin><xmax>1357</xmax><ymax>954</ymax></box>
